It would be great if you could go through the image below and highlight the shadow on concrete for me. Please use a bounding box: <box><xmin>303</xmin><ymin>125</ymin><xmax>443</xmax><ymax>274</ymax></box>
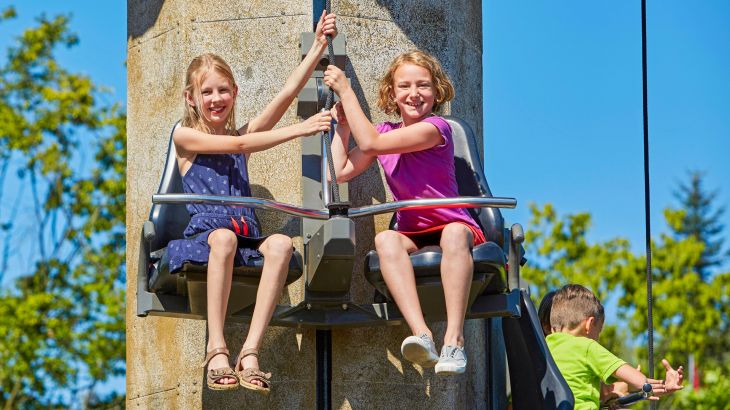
<box><xmin>127</xmin><ymin>0</ymin><xmax>165</xmax><ymax>40</ymax></box>
<box><xmin>249</xmin><ymin>184</ymin><xmax>302</xmax><ymax>239</ymax></box>
<box><xmin>373</xmin><ymin>1</ymin><xmax>452</xmax><ymax>58</ymax></box>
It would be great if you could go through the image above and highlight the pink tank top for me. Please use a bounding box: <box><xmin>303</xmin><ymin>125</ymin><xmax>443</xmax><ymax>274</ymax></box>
<box><xmin>376</xmin><ymin>116</ymin><xmax>481</xmax><ymax>233</ymax></box>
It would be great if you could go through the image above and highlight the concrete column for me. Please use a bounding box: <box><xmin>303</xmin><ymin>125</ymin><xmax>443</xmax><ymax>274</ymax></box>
<box><xmin>126</xmin><ymin>1</ymin><xmax>483</xmax><ymax>408</ymax></box>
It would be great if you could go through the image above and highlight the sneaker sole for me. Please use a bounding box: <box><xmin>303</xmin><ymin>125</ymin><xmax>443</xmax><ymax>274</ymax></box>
<box><xmin>435</xmin><ymin>363</ymin><xmax>466</xmax><ymax>375</ymax></box>
<box><xmin>401</xmin><ymin>343</ymin><xmax>438</xmax><ymax>368</ymax></box>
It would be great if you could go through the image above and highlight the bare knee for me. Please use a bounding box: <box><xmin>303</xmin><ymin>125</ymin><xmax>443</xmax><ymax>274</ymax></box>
<box><xmin>261</xmin><ymin>234</ymin><xmax>293</xmax><ymax>259</ymax></box>
<box><xmin>440</xmin><ymin>223</ymin><xmax>472</xmax><ymax>253</ymax></box>
<box><xmin>375</xmin><ymin>230</ymin><xmax>406</xmax><ymax>258</ymax></box>
<box><xmin>208</xmin><ymin>229</ymin><xmax>238</xmax><ymax>256</ymax></box>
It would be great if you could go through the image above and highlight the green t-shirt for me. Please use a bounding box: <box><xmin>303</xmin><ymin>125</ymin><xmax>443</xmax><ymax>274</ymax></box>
<box><xmin>546</xmin><ymin>332</ymin><xmax>626</xmax><ymax>410</ymax></box>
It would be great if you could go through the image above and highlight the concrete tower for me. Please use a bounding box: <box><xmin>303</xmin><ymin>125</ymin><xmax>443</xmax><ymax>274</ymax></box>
<box><xmin>126</xmin><ymin>1</ymin><xmax>485</xmax><ymax>408</ymax></box>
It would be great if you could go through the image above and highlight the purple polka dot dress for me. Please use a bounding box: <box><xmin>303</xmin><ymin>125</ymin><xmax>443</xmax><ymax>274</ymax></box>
<box><xmin>167</xmin><ymin>153</ymin><xmax>265</xmax><ymax>274</ymax></box>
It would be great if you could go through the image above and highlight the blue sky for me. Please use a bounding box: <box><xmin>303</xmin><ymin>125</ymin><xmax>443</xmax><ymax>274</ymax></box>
<box><xmin>483</xmin><ymin>1</ymin><xmax>730</xmax><ymax>269</ymax></box>
<box><xmin>1</xmin><ymin>0</ymin><xmax>728</xmax><ymax>400</ymax></box>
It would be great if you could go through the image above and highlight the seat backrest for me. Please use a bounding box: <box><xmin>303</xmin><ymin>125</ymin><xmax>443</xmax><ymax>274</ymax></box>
<box><xmin>148</xmin><ymin>122</ymin><xmax>190</xmax><ymax>251</ymax></box>
<box><xmin>446</xmin><ymin>116</ymin><xmax>505</xmax><ymax>247</ymax></box>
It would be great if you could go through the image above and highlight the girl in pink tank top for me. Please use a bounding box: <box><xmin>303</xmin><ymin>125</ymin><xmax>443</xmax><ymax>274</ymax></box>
<box><xmin>324</xmin><ymin>50</ymin><xmax>483</xmax><ymax>376</ymax></box>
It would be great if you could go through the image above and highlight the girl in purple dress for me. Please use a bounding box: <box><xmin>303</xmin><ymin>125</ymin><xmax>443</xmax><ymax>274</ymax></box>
<box><xmin>170</xmin><ymin>13</ymin><xmax>336</xmax><ymax>393</ymax></box>
<box><xmin>324</xmin><ymin>51</ymin><xmax>483</xmax><ymax>376</ymax></box>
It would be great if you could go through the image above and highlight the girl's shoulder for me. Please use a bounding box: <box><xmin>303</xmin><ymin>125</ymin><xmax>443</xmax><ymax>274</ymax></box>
<box><xmin>420</xmin><ymin>115</ymin><xmax>450</xmax><ymax>130</ymax></box>
<box><xmin>420</xmin><ymin>115</ymin><xmax>452</xmax><ymax>145</ymax></box>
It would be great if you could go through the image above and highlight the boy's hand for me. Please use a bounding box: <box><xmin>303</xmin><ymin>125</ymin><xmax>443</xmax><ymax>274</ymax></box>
<box><xmin>331</xmin><ymin>102</ymin><xmax>348</xmax><ymax>126</ymax></box>
<box><xmin>660</xmin><ymin>359</ymin><xmax>684</xmax><ymax>394</ymax></box>
<box><xmin>300</xmin><ymin>111</ymin><xmax>332</xmax><ymax>137</ymax></box>
<box><xmin>315</xmin><ymin>11</ymin><xmax>337</xmax><ymax>45</ymax></box>
<box><xmin>323</xmin><ymin>65</ymin><xmax>349</xmax><ymax>95</ymax></box>
<box><xmin>645</xmin><ymin>360</ymin><xmax>683</xmax><ymax>398</ymax></box>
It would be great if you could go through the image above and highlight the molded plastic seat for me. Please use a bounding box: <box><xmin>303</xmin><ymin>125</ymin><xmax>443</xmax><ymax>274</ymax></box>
<box><xmin>140</xmin><ymin>122</ymin><xmax>303</xmax><ymax>316</ymax></box>
<box><xmin>364</xmin><ymin>117</ymin><xmax>508</xmax><ymax>316</ymax></box>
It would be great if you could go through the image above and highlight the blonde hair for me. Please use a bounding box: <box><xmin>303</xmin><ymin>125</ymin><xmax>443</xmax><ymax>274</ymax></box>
<box><xmin>377</xmin><ymin>50</ymin><xmax>455</xmax><ymax>117</ymax></box>
<box><xmin>550</xmin><ymin>284</ymin><xmax>605</xmax><ymax>331</ymax></box>
<box><xmin>181</xmin><ymin>53</ymin><xmax>237</xmax><ymax>135</ymax></box>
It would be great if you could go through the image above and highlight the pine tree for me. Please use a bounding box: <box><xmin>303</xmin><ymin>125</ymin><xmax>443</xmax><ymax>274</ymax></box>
<box><xmin>665</xmin><ymin>171</ymin><xmax>726</xmax><ymax>281</ymax></box>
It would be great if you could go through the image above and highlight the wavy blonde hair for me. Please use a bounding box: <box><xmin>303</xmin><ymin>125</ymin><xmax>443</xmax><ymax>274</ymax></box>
<box><xmin>377</xmin><ymin>50</ymin><xmax>455</xmax><ymax>117</ymax></box>
<box><xmin>181</xmin><ymin>53</ymin><xmax>237</xmax><ymax>135</ymax></box>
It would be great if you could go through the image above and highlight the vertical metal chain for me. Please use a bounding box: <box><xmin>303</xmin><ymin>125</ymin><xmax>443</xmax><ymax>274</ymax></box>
<box><xmin>321</xmin><ymin>0</ymin><xmax>340</xmax><ymax>204</ymax></box>
<box><xmin>641</xmin><ymin>0</ymin><xmax>656</xmax><ymax>399</ymax></box>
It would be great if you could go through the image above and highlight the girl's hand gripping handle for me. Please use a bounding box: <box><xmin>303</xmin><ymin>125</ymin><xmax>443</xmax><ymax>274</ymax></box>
<box><xmin>299</xmin><ymin>111</ymin><xmax>332</xmax><ymax>137</ymax></box>
<box><xmin>315</xmin><ymin>11</ymin><xmax>337</xmax><ymax>45</ymax></box>
<box><xmin>323</xmin><ymin>65</ymin><xmax>350</xmax><ymax>96</ymax></box>
<box><xmin>331</xmin><ymin>102</ymin><xmax>348</xmax><ymax>127</ymax></box>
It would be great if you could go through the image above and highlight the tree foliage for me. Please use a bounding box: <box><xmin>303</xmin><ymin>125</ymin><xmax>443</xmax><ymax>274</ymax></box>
<box><xmin>523</xmin><ymin>197</ymin><xmax>730</xmax><ymax>405</ymax></box>
<box><xmin>0</xmin><ymin>7</ymin><xmax>126</xmax><ymax>408</ymax></box>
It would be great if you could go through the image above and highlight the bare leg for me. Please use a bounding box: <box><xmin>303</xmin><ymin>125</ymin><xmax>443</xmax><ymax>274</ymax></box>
<box><xmin>205</xmin><ymin>229</ymin><xmax>238</xmax><ymax>385</ymax></box>
<box><xmin>238</xmin><ymin>234</ymin><xmax>292</xmax><ymax>387</ymax></box>
<box><xmin>375</xmin><ymin>230</ymin><xmax>431</xmax><ymax>337</ymax></box>
<box><xmin>439</xmin><ymin>223</ymin><xmax>474</xmax><ymax>347</ymax></box>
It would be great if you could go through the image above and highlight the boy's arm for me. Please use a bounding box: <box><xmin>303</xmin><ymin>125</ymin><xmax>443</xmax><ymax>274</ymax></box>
<box><xmin>328</xmin><ymin>102</ymin><xmax>376</xmax><ymax>182</ymax></box>
<box><xmin>244</xmin><ymin>11</ymin><xmax>336</xmax><ymax>134</ymax></box>
<box><xmin>613</xmin><ymin>364</ymin><xmax>652</xmax><ymax>391</ymax></box>
<box><xmin>613</xmin><ymin>359</ymin><xmax>683</xmax><ymax>398</ymax></box>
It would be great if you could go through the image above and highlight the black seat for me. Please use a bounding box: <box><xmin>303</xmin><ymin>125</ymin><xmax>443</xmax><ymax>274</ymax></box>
<box><xmin>139</xmin><ymin>122</ymin><xmax>303</xmax><ymax>317</ymax></box>
<box><xmin>364</xmin><ymin>117</ymin><xmax>508</xmax><ymax>317</ymax></box>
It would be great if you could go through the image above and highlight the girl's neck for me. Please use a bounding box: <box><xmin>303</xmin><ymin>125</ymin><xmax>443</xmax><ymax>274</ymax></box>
<box><xmin>209</xmin><ymin>123</ymin><xmax>228</xmax><ymax>135</ymax></box>
<box><xmin>401</xmin><ymin>113</ymin><xmax>433</xmax><ymax>127</ymax></box>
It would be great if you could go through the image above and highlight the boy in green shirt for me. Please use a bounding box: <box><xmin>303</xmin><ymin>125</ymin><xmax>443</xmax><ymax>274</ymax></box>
<box><xmin>545</xmin><ymin>284</ymin><xmax>684</xmax><ymax>409</ymax></box>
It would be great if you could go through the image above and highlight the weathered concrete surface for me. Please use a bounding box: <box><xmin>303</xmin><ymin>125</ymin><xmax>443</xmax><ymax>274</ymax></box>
<box><xmin>127</xmin><ymin>1</ymin><xmax>483</xmax><ymax>408</ymax></box>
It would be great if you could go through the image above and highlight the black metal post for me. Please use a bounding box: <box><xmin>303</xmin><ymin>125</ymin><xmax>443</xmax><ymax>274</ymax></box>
<box><xmin>316</xmin><ymin>329</ymin><xmax>332</xmax><ymax>410</ymax></box>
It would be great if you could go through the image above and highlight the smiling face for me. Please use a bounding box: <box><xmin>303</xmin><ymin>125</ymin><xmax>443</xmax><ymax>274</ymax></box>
<box><xmin>391</xmin><ymin>63</ymin><xmax>435</xmax><ymax>125</ymax></box>
<box><xmin>186</xmin><ymin>69</ymin><xmax>237</xmax><ymax>133</ymax></box>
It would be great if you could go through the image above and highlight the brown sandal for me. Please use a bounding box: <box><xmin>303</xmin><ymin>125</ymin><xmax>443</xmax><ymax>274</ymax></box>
<box><xmin>235</xmin><ymin>348</ymin><xmax>272</xmax><ymax>395</ymax></box>
<box><xmin>201</xmin><ymin>347</ymin><xmax>239</xmax><ymax>391</ymax></box>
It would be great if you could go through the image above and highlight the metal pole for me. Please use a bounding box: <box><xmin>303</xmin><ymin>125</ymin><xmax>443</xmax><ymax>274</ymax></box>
<box><xmin>316</xmin><ymin>329</ymin><xmax>332</xmax><ymax>410</ymax></box>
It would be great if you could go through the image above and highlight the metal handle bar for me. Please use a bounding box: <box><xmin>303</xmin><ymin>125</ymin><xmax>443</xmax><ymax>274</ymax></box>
<box><xmin>153</xmin><ymin>194</ymin><xmax>330</xmax><ymax>219</ymax></box>
<box><xmin>348</xmin><ymin>196</ymin><xmax>516</xmax><ymax>218</ymax></box>
<box><xmin>153</xmin><ymin>194</ymin><xmax>517</xmax><ymax>220</ymax></box>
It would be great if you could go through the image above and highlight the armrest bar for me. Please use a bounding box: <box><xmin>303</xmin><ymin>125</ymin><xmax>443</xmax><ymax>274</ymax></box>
<box><xmin>153</xmin><ymin>194</ymin><xmax>517</xmax><ymax>220</ymax></box>
<box><xmin>348</xmin><ymin>196</ymin><xmax>517</xmax><ymax>218</ymax></box>
<box><xmin>152</xmin><ymin>194</ymin><xmax>330</xmax><ymax>219</ymax></box>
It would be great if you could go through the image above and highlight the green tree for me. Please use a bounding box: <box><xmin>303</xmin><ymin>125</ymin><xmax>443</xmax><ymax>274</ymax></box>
<box><xmin>0</xmin><ymin>7</ymin><xmax>126</xmax><ymax>408</ymax></box>
<box><xmin>522</xmin><ymin>203</ymin><xmax>637</xmax><ymax>357</ymax></box>
<box><xmin>664</xmin><ymin>171</ymin><xmax>727</xmax><ymax>281</ymax></box>
<box><xmin>523</xmin><ymin>201</ymin><xmax>730</xmax><ymax>404</ymax></box>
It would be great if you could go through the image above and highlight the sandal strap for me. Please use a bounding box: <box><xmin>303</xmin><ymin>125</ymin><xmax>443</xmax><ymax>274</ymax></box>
<box><xmin>240</xmin><ymin>367</ymin><xmax>272</xmax><ymax>385</ymax></box>
<box><xmin>241</xmin><ymin>348</ymin><xmax>259</xmax><ymax>359</ymax></box>
<box><xmin>209</xmin><ymin>367</ymin><xmax>237</xmax><ymax>378</ymax></box>
<box><xmin>201</xmin><ymin>347</ymin><xmax>230</xmax><ymax>368</ymax></box>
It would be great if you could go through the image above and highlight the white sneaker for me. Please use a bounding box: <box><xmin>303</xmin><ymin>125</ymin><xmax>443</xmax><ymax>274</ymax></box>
<box><xmin>435</xmin><ymin>345</ymin><xmax>467</xmax><ymax>375</ymax></box>
<box><xmin>401</xmin><ymin>334</ymin><xmax>439</xmax><ymax>368</ymax></box>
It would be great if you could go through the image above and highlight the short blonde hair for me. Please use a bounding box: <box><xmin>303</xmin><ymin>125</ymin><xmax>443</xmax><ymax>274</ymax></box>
<box><xmin>377</xmin><ymin>50</ymin><xmax>455</xmax><ymax>116</ymax></box>
<box><xmin>550</xmin><ymin>284</ymin><xmax>604</xmax><ymax>331</ymax></box>
<box><xmin>181</xmin><ymin>53</ymin><xmax>237</xmax><ymax>135</ymax></box>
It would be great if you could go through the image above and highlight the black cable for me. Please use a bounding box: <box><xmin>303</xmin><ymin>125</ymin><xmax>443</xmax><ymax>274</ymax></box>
<box><xmin>321</xmin><ymin>0</ymin><xmax>340</xmax><ymax>204</ymax></box>
<box><xmin>641</xmin><ymin>0</ymin><xmax>656</xmax><ymax>397</ymax></box>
